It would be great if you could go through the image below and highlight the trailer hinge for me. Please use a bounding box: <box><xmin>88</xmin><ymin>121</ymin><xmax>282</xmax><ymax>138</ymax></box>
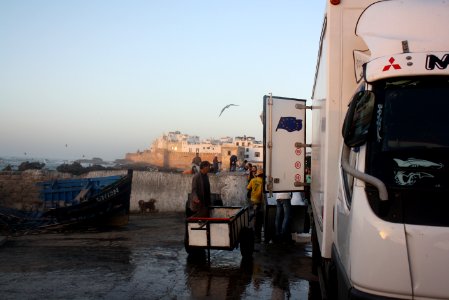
<box><xmin>295</xmin><ymin>103</ymin><xmax>314</xmax><ymax>110</ymax></box>
<box><xmin>295</xmin><ymin>142</ymin><xmax>312</xmax><ymax>148</ymax></box>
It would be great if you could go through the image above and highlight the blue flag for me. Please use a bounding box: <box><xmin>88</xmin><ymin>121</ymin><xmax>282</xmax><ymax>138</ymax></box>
<box><xmin>276</xmin><ymin>117</ymin><xmax>303</xmax><ymax>132</ymax></box>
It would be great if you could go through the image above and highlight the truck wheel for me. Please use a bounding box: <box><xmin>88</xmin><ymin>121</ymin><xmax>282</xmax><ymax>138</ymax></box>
<box><xmin>239</xmin><ymin>227</ymin><xmax>254</xmax><ymax>258</ymax></box>
<box><xmin>311</xmin><ymin>222</ymin><xmax>320</xmax><ymax>275</ymax></box>
<box><xmin>328</xmin><ymin>260</ymin><xmax>338</xmax><ymax>299</ymax></box>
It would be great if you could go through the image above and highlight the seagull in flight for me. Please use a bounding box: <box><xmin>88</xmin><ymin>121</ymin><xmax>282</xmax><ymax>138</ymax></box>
<box><xmin>219</xmin><ymin>104</ymin><xmax>239</xmax><ymax>117</ymax></box>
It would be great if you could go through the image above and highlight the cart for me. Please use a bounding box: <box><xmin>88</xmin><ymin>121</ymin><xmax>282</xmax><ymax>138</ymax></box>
<box><xmin>184</xmin><ymin>206</ymin><xmax>255</xmax><ymax>260</ymax></box>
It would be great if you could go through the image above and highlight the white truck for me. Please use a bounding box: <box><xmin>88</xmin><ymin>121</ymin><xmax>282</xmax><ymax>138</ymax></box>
<box><xmin>309</xmin><ymin>0</ymin><xmax>449</xmax><ymax>299</ymax></box>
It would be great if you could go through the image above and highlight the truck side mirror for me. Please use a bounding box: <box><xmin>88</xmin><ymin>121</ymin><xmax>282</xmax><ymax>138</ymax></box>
<box><xmin>342</xmin><ymin>91</ymin><xmax>375</xmax><ymax>147</ymax></box>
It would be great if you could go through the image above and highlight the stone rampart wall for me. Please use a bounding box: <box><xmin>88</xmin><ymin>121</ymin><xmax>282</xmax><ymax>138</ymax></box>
<box><xmin>86</xmin><ymin>170</ymin><xmax>248</xmax><ymax>212</ymax></box>
<box><xmin>0</xmin><ymin>170</ymin><xmax>248</xmax><ymax>213</ymax></box>
<box><xmin>125</xmin><ymin>149</ymin><xmax>220</xmax><ymax>170</ymax></box>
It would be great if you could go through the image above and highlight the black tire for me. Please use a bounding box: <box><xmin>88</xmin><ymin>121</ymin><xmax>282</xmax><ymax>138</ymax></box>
<box><xmin>184</xmin><ymin>238</ymin><xmax>205</xmax><ymax>257</ymax></box>
<box><xmin>328</xmin><ymin>260</ymin><xmax>338</xmax><ymax>300</ymax></box>
<box><xmin>184</xmin><ymin>221</ymin><xmax>194</xmax><ymax>254</ymax></box>
<box><xmin>184</xmin><ymin>236</ymin><xmax>193</xmax><ymax>254</ymax></box>
<box><xmin>184</xmin><ymin>242</ymin><xmax>194</xmax><ymax>254</ymax></box>
<box><xmin>239</xmin><ymin>227</ymin><xmax>254</xmax><ymax>258</ymax></box>
<box><xmin>184</xmin><ymin>222</ymin><xmax>205</xmax><ymax>256</ymax></box>
<box><xmin>311</xmin><ymin>221</ymin><xmax>320</xmax><ymax>275</ymax></box>
<box><xmin>185</xmin><ymin>200</ymin><xmax>194</xmax><ymax>218</ymax></box>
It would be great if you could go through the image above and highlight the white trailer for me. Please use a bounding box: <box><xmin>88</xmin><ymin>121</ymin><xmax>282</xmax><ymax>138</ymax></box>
<box><xmin>309</xmin><ymin>0</ymin><xmax>449</xmax><ymax>299</ymax></box>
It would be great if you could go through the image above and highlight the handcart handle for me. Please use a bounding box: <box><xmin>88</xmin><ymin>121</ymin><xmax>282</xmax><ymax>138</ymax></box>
<box><xmin>190</xmin><ymin>221</ymin><xmax>208</xmax><ymax>230</ymax></box>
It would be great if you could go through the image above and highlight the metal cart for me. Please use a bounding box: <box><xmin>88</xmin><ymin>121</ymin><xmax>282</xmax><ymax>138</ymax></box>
<box><xmin>184</xmin><ymin>206</ymin><xmax>255</xmax><ymax>260</ymax></box>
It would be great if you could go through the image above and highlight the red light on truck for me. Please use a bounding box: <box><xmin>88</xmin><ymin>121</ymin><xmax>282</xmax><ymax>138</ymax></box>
<box><xmin>330</xmin><ymin>0</ymin><xmax>340</xmax><ymax>4</ymax></box>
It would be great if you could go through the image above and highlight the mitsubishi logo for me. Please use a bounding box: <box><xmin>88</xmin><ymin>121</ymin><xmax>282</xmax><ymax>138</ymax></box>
<box><xmin>383</xmin><ymin>57</ymin><xmax>401</xmax><ymax>71</ymax></box>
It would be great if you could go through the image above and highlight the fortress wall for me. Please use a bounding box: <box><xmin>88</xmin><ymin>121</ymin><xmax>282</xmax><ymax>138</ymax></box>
<box><xmin>0</xmin><ymin>170</ymin><xmax>248</xmax><ymax>213</ymax></box>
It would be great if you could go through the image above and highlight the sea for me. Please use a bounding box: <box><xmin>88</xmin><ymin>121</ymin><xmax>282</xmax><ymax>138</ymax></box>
<box><xmin>0</xmin><ymin>156</ymin><xmax>116</xmax><ymax>171</ymax></box>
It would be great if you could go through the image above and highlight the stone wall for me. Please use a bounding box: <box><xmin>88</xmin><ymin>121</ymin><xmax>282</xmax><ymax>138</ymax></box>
<box><xmin>125</xmin><ymin>149</ymin><xmax>221</xmax><ymax>170</ymax></box>
<box><xmin>0</xmin><ymin>170</ymin><xmax>249</xmax><ymax>213</ymax></box>
<box><xmin>0</xmin><ymin>170</ymin><xmax>72</xmax><ymax>210</ymax></box>
<box><xmin>87</xmin><ymin>170</ymin><xmax>248</xmax><ymax>212</ymax></box>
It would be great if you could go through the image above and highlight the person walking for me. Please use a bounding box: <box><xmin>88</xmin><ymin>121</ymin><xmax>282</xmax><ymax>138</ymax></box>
<box><xmin>230</xmin><ymin>154</ymin><xmax>237</xmax><ymax>172</ymax></box>
<box><xmin>189</xmin><ymin>161</ymin><xmax>211</xmax><ymax>217</ymax></box>
<box><xmin>212</xmin><ymin>155</ymin><xmax>219</xmax><ymax>174</ymax></box>
<box><xmin>247</xmin><ymin>169</ymin><xmax>264</xmax><ymax>243</ymax></box>
<box><xmin>275</xmin><ymin>192</ymin><xmax>293</xmax><ymax>244</ymax></box>
<box><xmin>246</xmin><ymin>164</ymin><xmax>256</xmax><ymax>200</ymax></box>
<box><xmin>245</xmin><ymin>163</ymin><xmax>253</xmax><ymax>175</ymax></box>
<box><xmin>192</xmin><ymin>153</ymin><xmax>202</xmax><ymax>173</ymax></box>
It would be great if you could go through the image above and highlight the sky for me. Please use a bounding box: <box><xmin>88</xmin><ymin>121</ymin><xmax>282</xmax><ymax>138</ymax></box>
<box><xmin>0</xmin><ymin>1</ymin><xmax>325</xmax><ymax>161</ymax></box>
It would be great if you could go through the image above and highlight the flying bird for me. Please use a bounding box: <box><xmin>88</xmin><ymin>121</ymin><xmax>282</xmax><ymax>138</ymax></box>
<box><xmin>219</xmin><ymin>104</ymin><xmax>239</xmax><ymax>117</ymax></box>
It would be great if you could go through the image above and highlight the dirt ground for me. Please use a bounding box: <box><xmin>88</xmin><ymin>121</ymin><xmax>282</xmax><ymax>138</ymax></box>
<box><xmin>0</xmin><ymin>212</ymin><xmax>321</xmax><ymax>300</ymax></box>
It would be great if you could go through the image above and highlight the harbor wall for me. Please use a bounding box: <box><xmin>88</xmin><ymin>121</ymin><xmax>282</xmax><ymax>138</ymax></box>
<box><xmin>0</xmin><ymin>170</ymin><xmax>249</xmax><ymax>213</ymax></box>
<box><xmin>0</xmin><ymin>170</ymin><xmax>72</xmax><ymax>210</ymax></box>
<box><xmin>125</xmin><ymin>146</ymin><xmax>249</xmax><ymax>172</ymax></box>
<box><xmin>125</xmin><ymin>149</ymin><xmax>220</xmax><ymax>171</ymax></box>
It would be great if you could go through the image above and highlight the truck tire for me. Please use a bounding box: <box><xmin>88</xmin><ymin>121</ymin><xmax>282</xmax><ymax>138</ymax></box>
<box><xmin>328</xmin><ymin>260</ymin><xmax>338</xmax><ymax>300</ymax></box>
<box><xmin>311</xmin><ymin>222</ymin><xmax>320</xmax><ymax>275</ymax></box>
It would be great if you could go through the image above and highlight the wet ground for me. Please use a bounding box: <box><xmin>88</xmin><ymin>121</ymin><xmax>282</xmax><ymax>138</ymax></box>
<box><xmin>0</xmin><ymin>213</ymin><xmax>321</xmax><ymax>299</ymax></box>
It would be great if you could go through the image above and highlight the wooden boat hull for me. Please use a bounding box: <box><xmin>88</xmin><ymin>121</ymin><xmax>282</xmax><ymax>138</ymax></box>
<box><xmin>44</xmin><ymin>170</ymin><xmax>133</xmax><ymax>228</ymax></box>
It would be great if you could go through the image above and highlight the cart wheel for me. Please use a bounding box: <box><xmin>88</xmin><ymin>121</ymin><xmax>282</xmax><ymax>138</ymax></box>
<box><xmin>184</xmin><ymin>225</ymin><xmax>204</xmax><ymax>256</ymax></box>
<box><xmin>185</xmin><ymin>238</ymin><xmax>206</xmax><ymax>257</ymax></box>
<box><xmin>239</xmin><ymin>227</ymin><xmax>254</xmax><ymax>258</ymax></box>
<box><xmin>185</xmin><ymin>200</ymin><xmax>194</xmax><ymax>218</ymax></box>
<box><xmin>184</xmin><ymin>225</ymin><xmax>194</xmax><ymax>254</ymax></box>
<box><xmin>184</xmin><ymin>238</ymin><xmax>193</xmax><ymax>254</ymax></box>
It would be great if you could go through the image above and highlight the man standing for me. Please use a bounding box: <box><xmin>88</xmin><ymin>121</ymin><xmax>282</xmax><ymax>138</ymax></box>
<box><xmin>275</xmin><ymin>192</ymin><xmax>293</xmax><ymax>244</ymax></box>
<box><xmin>189</xmin><ymin>161</ymin><xmax>211</xmax><ymax>217</ymax></box>
<box><xmin>247</xmin><ymin>169</ymin><xmax>264</xmax><ymax>242</ymax></box>
<box><xmin>212</xmin><ymin>155</ymin><xmax>219</xmax><ymax>174</ymax></box>
<box><xmin>230</xmin><ymin>154</ymin><xmax>237</xmax><ymax>172</ymax></box>
<box><xmin>192</xmin><ymin>153</ymin><xmax>202</xmax><ymax>173</ymax></box>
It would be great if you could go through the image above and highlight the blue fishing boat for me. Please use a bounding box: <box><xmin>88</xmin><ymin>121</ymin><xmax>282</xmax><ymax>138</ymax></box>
<box><xmin>0</xmin><ymin>170</ymin><xmax>133</xmax><ymax>235</ymax></box>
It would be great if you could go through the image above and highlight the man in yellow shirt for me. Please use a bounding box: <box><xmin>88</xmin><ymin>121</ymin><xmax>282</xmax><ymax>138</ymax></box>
<box><xmin>247</xmin><ymin>169</ymin><xmax>264</xmax><ymax>242</ymax></box>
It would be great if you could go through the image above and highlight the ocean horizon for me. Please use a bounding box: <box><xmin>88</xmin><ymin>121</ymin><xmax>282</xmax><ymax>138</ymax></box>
<box><xmin>0</xmin><ymin>156</ymin><xmax>116</xmax><ymax>171</ymax></box>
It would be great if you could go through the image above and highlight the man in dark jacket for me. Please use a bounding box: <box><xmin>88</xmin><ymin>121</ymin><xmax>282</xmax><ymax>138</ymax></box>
<box><xmin>189</xmin><ymin>160</ymin><xmax>211</xmax><ymax>217</ymax></box>
<box><xmin>230</xmin><ymin>154</ymin><xmax>237</xmax><ymax>171</ymax></box>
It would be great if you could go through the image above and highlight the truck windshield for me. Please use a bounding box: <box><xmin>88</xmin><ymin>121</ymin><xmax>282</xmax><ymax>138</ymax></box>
<box><xmin>379</xmin><ymin>77</ymin><xmax>449</xmax><ymax>150</ymax></box>
<box><xmin>366</xmin><ymin>76</ymin><xmax>449</xmax><ymax>227</ymax></box>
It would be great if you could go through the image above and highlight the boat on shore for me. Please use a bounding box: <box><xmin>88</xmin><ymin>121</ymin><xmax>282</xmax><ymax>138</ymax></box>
<box><xmin>0</xmin><ymin>170</ymin><xmax>133</xmax><ymax>236</ymax></box>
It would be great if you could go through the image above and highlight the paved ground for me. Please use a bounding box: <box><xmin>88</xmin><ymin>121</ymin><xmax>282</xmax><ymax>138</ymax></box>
<box><xmin>0</xmin><ymin>213</ymin><xmax>321</xmax><ymax>299</ymax></box>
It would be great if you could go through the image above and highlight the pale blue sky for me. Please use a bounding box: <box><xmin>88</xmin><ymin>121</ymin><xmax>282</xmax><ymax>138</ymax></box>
<box><xmin>0</xmin><ymin>1</ymin><xmax>324</xmax><ymax>161</ymax></box>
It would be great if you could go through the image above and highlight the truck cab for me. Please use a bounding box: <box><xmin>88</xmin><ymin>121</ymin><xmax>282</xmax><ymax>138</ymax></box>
<box><xmin>311</xmin><ymin>1</ymin><xmax>449</xmax><ymax>299</ymax></box>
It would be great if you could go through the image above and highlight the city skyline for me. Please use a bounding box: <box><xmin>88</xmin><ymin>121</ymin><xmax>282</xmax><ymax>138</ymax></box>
<box><xmin>0</xmin><ymin>130</ymin><xmax>262</xmax><ymax>162</ymax></box>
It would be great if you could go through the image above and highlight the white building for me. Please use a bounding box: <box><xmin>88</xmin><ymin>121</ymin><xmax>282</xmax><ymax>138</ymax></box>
<box><xmin>181</xmin><ymin>142</ymin><xmax>221</xmax><ymax>154</ymax></box>
<box><xmin>243</xmin><ymin>141</ymin><xmax>263</xmax><ymax>164</ymax></box>
<box><xmin>152</xmin><ymin>131</ymin><xmax>263</xmax><ymax>162</ymax></box>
